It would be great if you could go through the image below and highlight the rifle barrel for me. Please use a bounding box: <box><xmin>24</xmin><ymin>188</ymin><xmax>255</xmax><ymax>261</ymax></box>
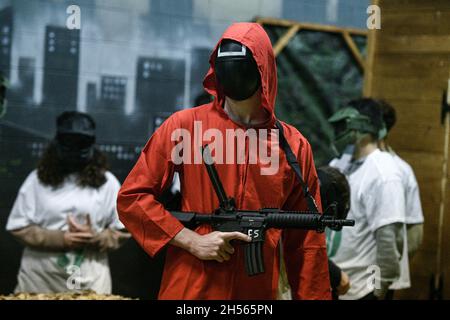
<box><xmin>170</xmin><ymin>210</ymin><xmax>355</xmax><ymax>230</ymax></box>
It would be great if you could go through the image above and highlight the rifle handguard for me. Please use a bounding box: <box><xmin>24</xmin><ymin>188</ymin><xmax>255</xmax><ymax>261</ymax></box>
<box><xmin>265</xmin><ymin>213</ymin><xmax>355</xmax><ymax>232</ymax></box>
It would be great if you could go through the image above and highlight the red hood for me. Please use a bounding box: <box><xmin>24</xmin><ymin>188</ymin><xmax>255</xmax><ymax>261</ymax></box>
<box><xmin>203</xmin><ymin>22</ymin><xmax>277</xmax><ymax>123</ymax></box>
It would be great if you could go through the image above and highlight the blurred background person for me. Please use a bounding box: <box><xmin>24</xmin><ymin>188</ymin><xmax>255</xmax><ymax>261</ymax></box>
<box><xmin>5</xmin><ymin>111</ymin><xmax>129</xmax><ymax>294</ymax></box>
<box><xmin>317</xmin><ymin>166</ymin><xmax>351</xmax><ymax>300</ymax></box>
<box><xmin>327</xmin><ymin>98</ymin><xmax>407</xmax><ymax>300</ymax></box>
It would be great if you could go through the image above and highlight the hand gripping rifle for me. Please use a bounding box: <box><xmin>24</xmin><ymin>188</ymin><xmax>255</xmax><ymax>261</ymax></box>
<box><xmin>170</xmin><ymin>124</ymin><xmax>354</xmax><ymax>276</ymax></box>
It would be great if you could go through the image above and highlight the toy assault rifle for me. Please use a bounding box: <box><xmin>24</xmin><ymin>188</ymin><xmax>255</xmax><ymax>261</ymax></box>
<box><xmin>170</xmin><ymin>142</ymin><xmax>354</xmax><ymax>276</ymax></box>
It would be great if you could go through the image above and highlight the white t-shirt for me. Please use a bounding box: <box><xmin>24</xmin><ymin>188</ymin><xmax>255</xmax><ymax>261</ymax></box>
<box><xmin>391</xmin><ymin>153</ymin><xmax>424</xmax><ymax>225</ymax></box>
<box><xmin>6</xmin><ymin>170</ymin><xmax>123</xmax><ymax>294</ymax></box>
<box><xmin>328</xmin><ymin>149</ymin><xmax>407</xmax><ymax>299</ymax></box>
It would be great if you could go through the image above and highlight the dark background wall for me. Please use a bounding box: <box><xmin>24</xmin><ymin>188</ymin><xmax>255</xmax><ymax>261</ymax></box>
<box><xmin>0</xmin><ymin>0</ymin><xmax>368</xmax><ymax>299</ymax></box>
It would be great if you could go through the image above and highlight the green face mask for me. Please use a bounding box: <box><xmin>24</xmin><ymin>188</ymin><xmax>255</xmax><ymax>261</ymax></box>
<box><xmin>332</xmin><ymin>130</ymin><xmax>358</xmax><ymax>156</ymax></box>
<box><xmin>328</xmin><ymin>107</ymin><xmax>378</xmax><ymax>157</ymax></box>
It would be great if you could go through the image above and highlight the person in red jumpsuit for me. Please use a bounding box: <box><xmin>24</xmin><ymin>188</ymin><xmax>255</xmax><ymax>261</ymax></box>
<box><xmin>117</xmin><ymin>22</ymin><xmax>331</xmax><ymax>300</ymax></box>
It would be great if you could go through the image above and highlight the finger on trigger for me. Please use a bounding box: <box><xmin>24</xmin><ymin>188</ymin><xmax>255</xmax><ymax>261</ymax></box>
<box><xmin>222</xmin><ymin>241</ymin><xmax>235</xmax><ymax>254</ymax></box>
<box><xmin>231</xmin><ymin>231</ymin><xmax>252</xmax><ymax>242</ymax></box>
<box><xmin>218</xmin><ymin>250</ymin><xmax>230</xmax><ymax>261</ymax></box>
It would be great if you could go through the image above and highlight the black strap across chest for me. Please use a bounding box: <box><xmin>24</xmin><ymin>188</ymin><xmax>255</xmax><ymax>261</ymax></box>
<box><xmin>275</xmin><ymin>120</ymin><xmax>319</xmax><ymax>213</ymax></box>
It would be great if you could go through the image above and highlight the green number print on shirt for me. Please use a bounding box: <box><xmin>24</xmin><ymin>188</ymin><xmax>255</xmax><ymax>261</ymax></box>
<box><xmin>57</xmin><ymin>250</ymin><xmax>85</xmax><ymax>270</ymax></box>
<box><xmin>326</xmin><ymin>229</ymin><xmax>342</xmax><ymax>258</ymax></box>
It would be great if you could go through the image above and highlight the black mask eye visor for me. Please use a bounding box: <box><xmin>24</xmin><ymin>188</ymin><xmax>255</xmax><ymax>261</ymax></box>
<box><xmin>214</xmin><ymin>39</ymin><xmax>261</xmax><ymax>101</ymax></box>
<box><xmin>57</xmin><ymin>133</ymin><xmax>95</xmax><ymax>150</ymax></box>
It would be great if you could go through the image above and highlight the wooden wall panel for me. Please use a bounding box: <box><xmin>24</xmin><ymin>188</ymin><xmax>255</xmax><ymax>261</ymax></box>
<box><xmin>364</xmin><ymin>0</ymin><xmax>450</xmax><ymax>299</ymax></box>
<box><xmin>373</xmin><ymin>54</ymin><xmax>449</xmax><ymax>78</ymax></box>
<box><xmin>379</xmin><ymin>11</ymin><xmax>450</xmax><ymax>36</ymax></box>
<box><xmin>381</xmin><ymin>0</ymin><xmax>450</xmax><ymax>11</ymax></box>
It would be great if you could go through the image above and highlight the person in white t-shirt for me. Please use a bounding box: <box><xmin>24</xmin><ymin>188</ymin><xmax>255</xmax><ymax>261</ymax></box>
<box><xmin>327</xmin><ymin>98</ymin><xmax>407</xmax><ymax>300</ymax></box>
<box><xmin>6</xmin><ymin>112</ymin><xmax>130</xmax><ymax>294</ymax></box>
<box><xmin>377</xmin><ymin>100</ymin><xmax>424</xmax><ymax>257</ymax></box>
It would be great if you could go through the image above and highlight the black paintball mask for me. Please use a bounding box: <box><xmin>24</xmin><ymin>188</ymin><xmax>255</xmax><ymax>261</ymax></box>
<box><xmin>55</xmin><ymin>112</ymin><xmax>96</xmax><ymax>171</ymax></box>
<box><xmin>214</xmin><ymin>39</ymin><xmax>261</xmax><ymax>101</ymax></box>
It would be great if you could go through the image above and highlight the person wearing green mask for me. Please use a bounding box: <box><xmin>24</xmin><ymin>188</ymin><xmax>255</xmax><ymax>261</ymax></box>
<box><xmin>326</xmin><ymin>98</ymin><xmax>407</xmax><ymax>300</ymax></box>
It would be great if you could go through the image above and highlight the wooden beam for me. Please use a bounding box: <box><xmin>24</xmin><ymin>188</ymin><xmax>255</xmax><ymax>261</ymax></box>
<box><xmin>342</xmin><ymin>31</ymin><xmax>366</xmax><ymax>71</ymax></box>
<box><xmin>373</xmin><ymin>54</ymin><xmax>449</xmax><ymax>78</ymax></box>
<box><xmin>254</xmin><ymin>17</ymin><xmax>264</xmax><ymax>25</ymax></box>
<box><xmin>378</xmin><ymin>10</ymin><xmax>450</xmax><ymax>36</ymax></box>
<box><xmin>377</xmin><ymin>35</ymin><xmax>450</xmax><ymax>54</ymax></box>
<box><xmin>256</xmin><ymin>17</ymin><xmax>367</xmax><ymax>36</ymax></box>
<box><xmin>272</xmin><ymin>24</ymin><xmax>301</xmax><ymax>57</ymax></box>
<box><xmin>363</xmin><ymin>0</ymin><xmax>380</xmax><ymax>96</ymax></box>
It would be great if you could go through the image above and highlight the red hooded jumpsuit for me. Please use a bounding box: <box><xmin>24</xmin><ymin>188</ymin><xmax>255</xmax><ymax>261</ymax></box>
<box><xmin>117</xmin><ymin>23</ymin><xmax>331</xmax><ymax>300</ymax></box>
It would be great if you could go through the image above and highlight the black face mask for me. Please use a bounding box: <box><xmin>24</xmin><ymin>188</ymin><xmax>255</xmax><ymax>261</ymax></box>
<box><xmin>56</xmin><ymin>133</ymin><xmax>95</xmax><ymax>171</ymax></box>
<box><xmin>55</xmin><ymin>111</ymin><xmax>96</xmax><ymax>171</ymax></box>
<box><xmin>214</xmin><ymin>40</ymin><xmax>261</xmax><ymax>101</ymax></box>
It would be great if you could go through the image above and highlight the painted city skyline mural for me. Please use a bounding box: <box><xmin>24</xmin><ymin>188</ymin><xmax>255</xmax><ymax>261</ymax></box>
<box><xmin>0</xmin><ymin>0</ymin><xmax>369</xmax><ymax>144</ymax></box>
<box><xmin>0</xmin><ymin>0</ymin><xmax>215</xmax><ymax>147</ymax></box>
